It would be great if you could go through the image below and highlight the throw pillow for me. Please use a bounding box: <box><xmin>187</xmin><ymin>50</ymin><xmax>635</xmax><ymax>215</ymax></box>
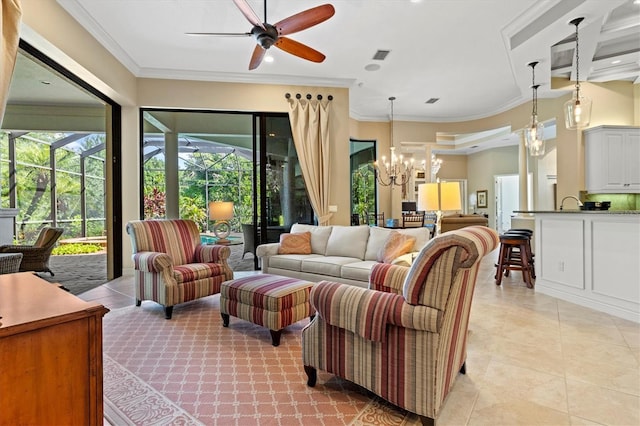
<box><xmin>278</xmin><ymin>232</ymin><xmax>312</xmax><ymax>254</ymax></box>
<box><xmin>377</xmin><ymin>231</ymin><xmax>416</xmax><ymax>264</ymax></box>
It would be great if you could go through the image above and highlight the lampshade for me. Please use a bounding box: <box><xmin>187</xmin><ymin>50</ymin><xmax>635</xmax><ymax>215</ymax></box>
<box><xmin>209</xmin><ymin>201</ymin><xmax>234</xmax><ymax>221</ymax></box>
<box><xmin>564</xmin><ymin>93</ymin><xmax>592</xmax><ymax>129</ymax></box>
<box><xmin>418</xmin><ymin>181</ymin><xmax>462</xmax><ymax>212</ymax></box>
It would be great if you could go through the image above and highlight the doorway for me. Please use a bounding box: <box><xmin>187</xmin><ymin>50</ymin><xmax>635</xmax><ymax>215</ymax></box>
<box><xmin>495</xmin><ymin>174</ymin><xmax>532</xmax><ymax>234</ymax></box>
<box><xmin>495</xmin><ymin>175</ymin><xmax>518</xmax><ymax>234</ymax></box>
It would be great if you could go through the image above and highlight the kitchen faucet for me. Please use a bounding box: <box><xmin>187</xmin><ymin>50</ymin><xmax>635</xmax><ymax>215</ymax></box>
<box><xmin>560</xmin><ymin>195</ymin><xmax>584</xmax><ymax>210</ymax></box>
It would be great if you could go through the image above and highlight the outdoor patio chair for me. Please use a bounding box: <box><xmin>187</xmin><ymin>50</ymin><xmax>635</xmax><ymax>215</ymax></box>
<box><xmin>241</xmin><ymin>223</ymin><xmax>256</xmax><ymax>258</ymax></box>
<box><xmin>0</xmin><ymin>227</ymin><xmax>64</xmax><ymax>276</ymax></box>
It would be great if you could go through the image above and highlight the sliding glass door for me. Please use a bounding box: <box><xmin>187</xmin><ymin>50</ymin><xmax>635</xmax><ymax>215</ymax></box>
<box><xmin>140</xmin><ymin>109</ymin><xmax>312</xmax><ymax>269</ymax></box>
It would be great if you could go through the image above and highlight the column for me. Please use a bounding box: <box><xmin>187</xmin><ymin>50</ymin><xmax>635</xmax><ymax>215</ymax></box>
<box><xmin>165</xmin><ymin>131</ymin><xmax>179</xmax><ymax>219</ymax></box>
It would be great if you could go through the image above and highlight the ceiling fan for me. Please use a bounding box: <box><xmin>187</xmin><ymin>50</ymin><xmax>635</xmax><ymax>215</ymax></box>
<box><xmin>186</xmin><ymin>0</ymin><xmax>335</xmax><ymax>70</ymax></box>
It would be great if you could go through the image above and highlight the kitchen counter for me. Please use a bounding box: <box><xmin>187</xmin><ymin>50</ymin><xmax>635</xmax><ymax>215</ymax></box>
<box><xmin>514</xmin><ymin>210</ymin><xmax>640</xmax><ymax>214</ymax></box>
<box><xmin>523</xmin><ymin>211</ymin><xmax>639</xmax><ymax>323</ymax></box>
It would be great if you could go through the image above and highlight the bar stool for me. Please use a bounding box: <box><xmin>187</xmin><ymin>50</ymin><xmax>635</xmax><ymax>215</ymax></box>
<box><xmin>495</xmin><ymin>233</ymin><xmax>535</xmax><ymax>288</ymax></box>
<box><xmin>503</xmin><ymin>229</ymin><xmax>535</xmax><ymax>279</ymax></box>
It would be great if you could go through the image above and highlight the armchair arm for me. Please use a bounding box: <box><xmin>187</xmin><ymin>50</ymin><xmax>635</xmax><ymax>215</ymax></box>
<box><xmin>0</xmin><ymin>245</ymin><xmax>43</xmax><ymax>254</ymax></box>
<box><xmin>194</xmin><ymin>244</ymin><xmax>231</xmax><ymax>263</ymax></box>
<box><xmin>311</xmin><ymin>281</ymin><xmax>404</xmax><ymax>342</ymax></box>
<box><xmin>132</xmin><ymin>251</ymin><xmax>173</xmax><ymax>273</ymax></box>
<box><xmin>369</xmin><ymin>263</ymin><xmax>409</xmax><ymax>294</ymax></box>
<box><xmin>194</xmin><ymin>244</ymin><xmax>233</xmax><ymax>281</ymax></box>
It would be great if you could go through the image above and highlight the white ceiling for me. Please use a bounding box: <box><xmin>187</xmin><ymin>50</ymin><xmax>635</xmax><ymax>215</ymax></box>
<box><xmin>7</xmin><ymin>0</ymin><xmax>639</xmax><ymax>157</ymax></box>
<box><xmin>50</xmin><ymin>0</ymin><xmax>639</xmax><ymax>122</ymax></box>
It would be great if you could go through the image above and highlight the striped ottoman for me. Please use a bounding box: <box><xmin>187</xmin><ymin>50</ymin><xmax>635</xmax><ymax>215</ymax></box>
<box><xmin>220</xmin><ymin>274</ymin><xmax>315</xmax><ymax>346</ymax></box>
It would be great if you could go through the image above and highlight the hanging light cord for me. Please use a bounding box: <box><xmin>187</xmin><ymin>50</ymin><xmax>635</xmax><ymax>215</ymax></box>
<box><xmin>389</xmin><ymin>96</ymin><xmax>395</xmax><ymax>143</ymax></box>
<box><xmin>530</xmin><ymin>62</ymin><xmax>538</xmax><ymax>117</ymax></box>
<box><xmin>572</xmin><ymin>18</ymin><xmax>583</xmax><ymax>98</ymax></box>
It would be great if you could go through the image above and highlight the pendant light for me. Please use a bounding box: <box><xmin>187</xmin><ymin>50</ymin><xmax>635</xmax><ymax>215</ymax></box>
<box><xmin>373</xmin><ymin>96</ymin><xmax>414</xmax><ymax>187</ymax></box>
<box><xmin>525</xmin><ymin>61</ymin><xmax>545</xmax><ymax>157</ymax></box>
<box><xmin>564</xmin><ymin>17</ymin><xmax>592</xmax><ymax>129</ymax></box>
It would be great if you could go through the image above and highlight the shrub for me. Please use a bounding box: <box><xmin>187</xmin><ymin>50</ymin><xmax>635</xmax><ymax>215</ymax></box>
<box><xmin>52</xmin><ymin>243</ymin><xmax>103</xmax><ymax>255</ymax></box>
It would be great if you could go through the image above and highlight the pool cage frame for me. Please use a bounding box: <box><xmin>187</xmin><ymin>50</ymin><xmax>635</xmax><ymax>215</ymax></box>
<box><xmin>0</xmin><ymin>131</ymin><xmax>106</xmax><ymax>242</ymax></box>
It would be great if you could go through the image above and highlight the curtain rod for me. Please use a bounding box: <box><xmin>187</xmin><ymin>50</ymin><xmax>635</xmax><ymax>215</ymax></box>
<box><xmin>285</xmin><ymin>93</ymin><xmax>333</xmax><ymax>101</ymax></box>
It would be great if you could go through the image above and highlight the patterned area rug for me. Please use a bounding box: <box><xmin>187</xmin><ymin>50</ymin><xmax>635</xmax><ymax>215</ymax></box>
<box><xmin>103</xmin><ymin>296</ymin><xmax>420</xmax><ymax>425</ymax></box>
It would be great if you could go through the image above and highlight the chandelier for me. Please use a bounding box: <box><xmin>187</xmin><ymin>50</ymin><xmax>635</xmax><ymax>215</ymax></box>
<box><xmin>525</xmin><ymin>61</ymin><xmax>545</xmax><ymax>157</ymax></box>
<box><xmin>374</xmin><ymin>97</ymin><xmax>414</xmax><ymax>187</ymax></box>
<box><xmin>564</xmin><ymin>17</ymin><xmax>592</xmax><ymax>129</ymax></box>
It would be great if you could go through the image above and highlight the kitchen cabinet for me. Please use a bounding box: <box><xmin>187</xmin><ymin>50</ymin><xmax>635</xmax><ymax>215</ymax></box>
<box><xmin>585</xmin><ymin>125</ymin><xmax>640</xmax><ymax>193</ymax></box>
<box><xmin>0</xmin><ymin>272</ymin><xmax>109</xmax><ymax>425</ymax></box>
<box><xmin>532</xmin><ymin>211</ymin><xmax>640</xmax><ymax>323</ymax></box>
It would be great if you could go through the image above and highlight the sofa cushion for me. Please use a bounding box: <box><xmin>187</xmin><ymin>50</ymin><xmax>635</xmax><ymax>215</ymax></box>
<box><xmin>364</xmin><ymin>226</ymin><xmax>393</xmax><ymax>260</ymax></box>
<box><xmin>377</xmin><ymin>231</ymin><xmax>416</xmax><ymax>263</ymax></box>
<box><xmin>301</xmin><ymin>256</ymin><xmax>361</xmax><ymax>278</ymax></box>
<box><xmin>269</xmin><ymin>254</ymin><xmax>323</xmax><ymax>272</ymax></box>
<box><xmin>325</xmin><ymin>225</ymin><xmax>370</xmax><ymax>259</ymax></box>
<box><xmin>278</xmin><ymin>232</ymin><xmax>312</xmax><ymax>254</ymax></box>
<box><xmin>396</xmin><ymin>227</ymin><xmax>431</xmax><ymax>251</ymax></box>
<box><xmin>290</xmin><ymin>224</ymin><xmax>333</xmax><ymax>255</ymax></box>
<box><xmin>341</xmin><ymin>260</ymin><xmax>378</xmax><ymax>282</ymax></box>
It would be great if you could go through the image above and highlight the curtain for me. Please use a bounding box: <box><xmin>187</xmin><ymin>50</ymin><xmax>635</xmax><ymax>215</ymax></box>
<box><xmin>1</xmin><ymin>0</ymin><xmax>22</xmax><ymax>128</ymax></box>
<box><xmin>287</xmin><ymin>98</ymin><xmax>332</xmax><ymax>225</ymax></box>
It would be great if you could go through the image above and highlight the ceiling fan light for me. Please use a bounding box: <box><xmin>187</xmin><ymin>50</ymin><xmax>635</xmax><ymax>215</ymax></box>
<box><xmin>564</xmin><ymin>94</ymin><xmax>592</xmax><ymax>129</ymax></box>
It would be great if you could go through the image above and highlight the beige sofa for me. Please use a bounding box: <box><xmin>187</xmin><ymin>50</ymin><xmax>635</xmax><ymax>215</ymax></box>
<box><xmin>256</xmin><ymin>224</ymin><xmax>432</xmax><ymax>288</ymax></box>
<box><xmin>440</xmin><ymin>214</ymin><xmax>489</xmax><ymax>233</ymax></box>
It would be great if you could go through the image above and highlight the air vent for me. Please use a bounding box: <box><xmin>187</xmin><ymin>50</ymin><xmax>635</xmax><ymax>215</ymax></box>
<box><xmin>425</xmin><ymin>98</ymin><xmax>439</xmax><ymax>104</ymax></box>
<box><xmin>373</xmin><ymin>50</ymin><xmax>390</xmax><ymax>60</ymax></box>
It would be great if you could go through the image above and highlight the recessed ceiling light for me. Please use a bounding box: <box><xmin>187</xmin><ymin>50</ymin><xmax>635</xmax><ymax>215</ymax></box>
<box><xmin>364</xmin><ymin>64</ymin><xmax>380</xmax><ymax>71</ymax></box>
<box><xmin>264</xmin><ymin>56</ymin><xmax>274</xmax><ymax>63</ymax></box>
<box><xmin>611</xmin><ymin>59</ymin><xmax>621</xmax><ymax>64</ymax></box>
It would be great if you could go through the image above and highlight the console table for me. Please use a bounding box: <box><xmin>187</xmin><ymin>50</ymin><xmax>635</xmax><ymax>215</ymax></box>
<box><xmin>0</xmin><ymin>272</ymin><xmax>109</xmax><ymax>425</ymax></box>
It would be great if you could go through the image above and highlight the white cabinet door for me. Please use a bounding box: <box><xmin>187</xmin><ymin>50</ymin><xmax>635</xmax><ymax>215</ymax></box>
<box><xmin>625</xmin><ymin>131</ymin><xmax>640</xmax><ymax>190</ymax></box>
<box><xmin>585</xmin><ymin>126</ymin><xmax>640</xmax><ymax>193</ymax></box>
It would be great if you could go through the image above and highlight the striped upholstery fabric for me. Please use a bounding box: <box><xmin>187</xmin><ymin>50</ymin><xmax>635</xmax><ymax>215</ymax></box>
<box><xmin>126</xmin><ymin>219</ymin><xmax>233</xmax><ymax>317</ymax></box>
<box><xmin>302</xmin><ymin>225</ymin><xmax>499</xmax><ymax>422</ymax></box>
<box><xmin>311</xmin><ymin>281</ymin><xmax>404</xmax><ymax>342</ymax></box>
<box><xmin>220</xmin><ymin>274</ymin><xmax>314</xmax><ymax>332</ymax></box>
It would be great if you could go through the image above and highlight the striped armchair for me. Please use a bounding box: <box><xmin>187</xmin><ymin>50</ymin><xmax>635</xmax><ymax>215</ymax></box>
<box><xmin>126</xmin><ymin>219</ymin><xmax>233</xmax><ymax>319</ymax></box>
<box><xmin>302</xmin><ymin>226</ymin><xmax>499</xmax><ymax>426</ymax></box>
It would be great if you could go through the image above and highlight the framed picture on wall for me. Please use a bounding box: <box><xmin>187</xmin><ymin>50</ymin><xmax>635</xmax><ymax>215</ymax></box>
<box><xmin>477</xmin><ymin>190</ymin><xmax>488</xmax><ymax>208</ymax></box>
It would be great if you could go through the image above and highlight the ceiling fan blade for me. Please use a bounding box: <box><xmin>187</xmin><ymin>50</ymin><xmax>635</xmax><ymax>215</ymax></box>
<box><xmin>249</xmin><ymin>44</ymin><xmax>266</xmax><ymax>70</ymax></box>
<box><xmin>185</xmin><ymin>32</ymin><xmax>251</xmax><ymax>37</ymax></box>
<box><xmin>232</xmin><ymin>0</ymin><xmax>266</xmax><ymax>30</ymax></box>
<box><xmin>275</xmin><ymin>4</ymin><xmax>335</xmax><ymax>36</ymax></box>
<box><xmin>275</xmin><ymin>37</ymin><xmax>326</xmax><ymax>63</ymax></box>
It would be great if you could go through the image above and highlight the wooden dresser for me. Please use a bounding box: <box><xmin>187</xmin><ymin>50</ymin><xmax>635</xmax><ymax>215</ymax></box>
<box><xmin>0</xmin><ymin>272</ymin><xmax>109</xmax><ymax>425</ymax></box>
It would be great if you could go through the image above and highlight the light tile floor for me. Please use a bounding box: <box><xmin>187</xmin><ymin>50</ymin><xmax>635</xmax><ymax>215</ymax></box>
<box><xmin>82</xmin><ymin>250</ymin><xmax>640</xmax><ymax>425</ymax></box>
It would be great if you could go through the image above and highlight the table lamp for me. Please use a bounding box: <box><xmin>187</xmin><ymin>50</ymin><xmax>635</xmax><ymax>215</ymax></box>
<box><xmin>209</xmin><ymin>201</ymin><xmax>234</xmax><ymax>243</ymax></box>
<box><xmin>417</xmin><ymin>181</ymin><xmax>461</xmax><ymax>235</ymax></box>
